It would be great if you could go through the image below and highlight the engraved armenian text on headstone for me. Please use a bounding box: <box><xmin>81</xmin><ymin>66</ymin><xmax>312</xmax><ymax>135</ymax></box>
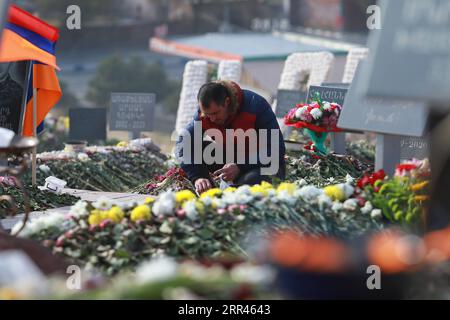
<box><xmin>110</xmin><ymin>92</ymin><xmax>155</xmax><ymax>139</ymax></box>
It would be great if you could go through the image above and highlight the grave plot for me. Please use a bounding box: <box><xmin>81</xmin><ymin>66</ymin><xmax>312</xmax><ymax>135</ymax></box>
<box><xmin>19</xmin><ymin>139</ymin><xmax>168</xmax><ymax>192</ymax></box>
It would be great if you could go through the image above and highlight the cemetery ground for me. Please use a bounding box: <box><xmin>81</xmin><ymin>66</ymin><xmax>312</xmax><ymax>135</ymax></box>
<box><xmin>2</xmin><ymin>126</ymin><xmax>449</xmax><ymax>300</ymax></box>
<box><xmin>1</xmin><ymin>0</ymin><xmax>450</xmax><ymax>301</ymax></box>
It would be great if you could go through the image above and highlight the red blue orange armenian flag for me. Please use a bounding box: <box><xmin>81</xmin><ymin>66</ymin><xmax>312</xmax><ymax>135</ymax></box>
<box><xmin>0</xmin><ymin>4</ymin><xmax>61</xmax><ymax>136</ymax></box>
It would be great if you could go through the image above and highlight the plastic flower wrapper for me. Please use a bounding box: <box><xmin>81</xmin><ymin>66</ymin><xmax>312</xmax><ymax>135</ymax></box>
<box><xmin>284</xmin><ymin>93</ymin><xmax>343</xmax><ymax>154</ymax></box>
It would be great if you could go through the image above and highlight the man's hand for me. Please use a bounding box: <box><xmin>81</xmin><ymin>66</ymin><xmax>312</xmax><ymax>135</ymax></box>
<box><xmin>213</xmin><ymin>163</ymin><xmax>240</xmax><ymax>182</ymax></box>
<box><xmin>195</xmin><ymin>178</ymin><xmax>212</xmax><ymax>195</ymax></box>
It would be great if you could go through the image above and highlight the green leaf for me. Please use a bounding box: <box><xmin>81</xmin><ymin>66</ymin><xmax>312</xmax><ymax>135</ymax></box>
<box><xmin>159</xmin><ymin>221</ymin><xmax>173</xmax><ymax>234</ymax></box>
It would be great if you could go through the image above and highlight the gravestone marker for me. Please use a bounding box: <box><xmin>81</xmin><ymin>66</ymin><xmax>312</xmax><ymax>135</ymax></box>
<box><xmin>110</xmin><ymin>92</ymin><xmax>155</xmax><ymax>139</ymax></box>
<box><xmin>339</xmin><ymin>64</ymin><xmax>428</xmax><ymax>136</ymax></box>
<box><xmin>400</xmin><ymin>136</ymin><xmax>429</xmax><ymax>161</ymax></box>
<box><xmin>362</xmin><ymin>0</ymin><xmax>450</xmax><ymax>103</ymax></box>
<box><xmin>69</xmin><ymin>108</ymin><xmax>107</xmax><ymax>142</ymax></box>
<box><xmin>338</xmin><ymin>63</ymin><xmax>429</xmax><ymax>174</ymax></box>
<box><xmin>275</xmin><ymin>89</ymin><xmax>307</xmax><ymax>118</ymax></box>
<box><xmin>0</xmin><ymin>61</ymin><xmax>31</xmax><ymax>134</ymax></box>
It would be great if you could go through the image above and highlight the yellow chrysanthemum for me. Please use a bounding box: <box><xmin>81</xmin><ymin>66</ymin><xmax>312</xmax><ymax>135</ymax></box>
<box><xmin>145</xmin><ymin>197</ymin><xmax>156</xmax><ymax>204</ymax></box>
<box><xmin>276</xmin><ymin>182</ymin><xmax>297</xmax><ymax>195</ymax></box>
<box><xmin>223</xmin><ymin>187</ymin><xmax>237</xmax><ymax>194</ymax></box>
<box><xmin>116</xmin><ymin>141</ymin><xmax>128</xmax><ymax>147</ymax></box>
<box><xmin>107</xmin><ymin>206</ymin><xmax>124</xmax><ymax>223</ymax></box>
<box><xmin>250</xmin><ymin>185</ymin><xmax>269</xmax><ymax>197</ymax></box>
<box><xmin>260</xmin><ymin>181</ymin><xmax>274</xmax><ymax>190</ymax></box>
<box><xmin>88</xmin><ymin>212</ymin><xmax>102</xmax><ymax>226</ymax></box>
<box><xmin>411</xmin><ymin>181</ymin><xmax>429</xmax><ymax>192</ymax></box>
<box><xmin>200</xmin><ymin>188</ymin><xmax>222</xmax><ymax>199</ymax></box>
<box><xmin>99</xmin><ymin>210</ymin><xmax>109</xmax><ymax>220</ymax></box>
<box><xmin>130</xmin><ymin>205</ymin><xmax>152</xmax><ymax>222</ymax></box>
<box><xmin>323</xmin><ymin>185</ymin><xmax>345</xmax><ymax>201</ymax></box>
<box><xmin>175</xmin><ymin>190</ymin><xmax>197</xmax><ymax>204</ymax></box>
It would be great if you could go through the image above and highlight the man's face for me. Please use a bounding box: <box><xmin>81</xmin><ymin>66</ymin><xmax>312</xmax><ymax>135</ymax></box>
<box><xmin>200</xmin><ymin>98</ymin><xmax>230</xmax><ymax>126</ymax></box>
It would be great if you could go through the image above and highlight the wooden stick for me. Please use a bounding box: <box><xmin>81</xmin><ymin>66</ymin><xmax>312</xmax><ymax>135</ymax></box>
<box><xmin>32</xmin><ymin>87</ymin><xmax>37</xmax><ymax>186</ymax></box>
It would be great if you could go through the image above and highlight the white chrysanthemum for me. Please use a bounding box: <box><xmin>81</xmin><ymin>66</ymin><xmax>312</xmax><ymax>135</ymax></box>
<box><xmin>135</xmin><ymin>256</ymin><xmax>178</xmax><ymax>283</ymax></box>
<box><xmin>298</xmin><ymin>179</ymin><xmax>308</xmax><ymax>187</ymax></box>
<box><xmin>183</xmin><ymin>200</ymin><xmax>198</xmax><ymax>220</ymax></box>
<box><xmin>222</xmin><ymin>191</ymin><xmax>253</xmax><ymax>205</ymax></box>
<box><xmin>361</xmin><ymin>201</ymin><xmax>373</xmax><ymax>214</ymax></box>
<box><xmin>12</xmin><ymin>213</ymin><xmax>65</xmax><ymax>237</ymax></box>
<box><xmin>345</xmin><ymin>174</ymin><xmax>354</xmax><ymax>184</ymax></box>
<box><xmin>295</xmin><ymin>185</ymin><xmax>323</xmax><ymax>201</ymax></box>
<box><xmin>153</xmin><ymin>191</ymin><xmax>176</xmax><ymax>216</ymax></box>
<box><xmin>200</xmin><ymin>196</ymin><xmax>212</xmax><ymax>206</ymax></box>
<box><xmin>212</xmin><ymin>198</ymin><xmax>226</xmax><ymax>209</ymax></box>
<box><xmin>322</xmin><ymin>102</ymin><xmax>332</xmax><ymax>111</ymax></box>
<box><xmin>68</xmin><ymin>200</ymin><xmax>89</xmax><ymax>218</ymax></box>
<box><xmin>77</xmin><ymin>153</ymin><xmax>90</xmax><ymax>162</ymax></box>
<box><xmin>339</xmin><ymin>183</ymin><xmax>355</xmax><ymax>198</ymax></box>
<box><xmin>235</xmin><ymin>194</ymin><xmax>253</xmax><ymax>205</ymax></box>
<box><xmin>235</xmin><ymin>185</ymin><xmax>251</xmax><ymax>195</ymax></box>
<box><xmin>331</xmin><ymin>201</ymin><xmax>344</xmax><ymax>212</ymax></box>
<box><xmin>370</xmin><ymin>209</ymin><xmax>383</xmax><ymax>219</ymax></box>
<box><xmin>222</xmin><ymin>192</ymin><xmax>238</xmax><ymax>205</ymax></box>
<box><xmin>317</xmin><ymin>194</ymin><xmax>332</xmax><ymax>210</ymax></box>
<box><xmin>310</xmin><ymin>108</ymin><xmax>323</xmax><ymax>120</ymax></box>
<box><xmin>294</xmin><ymin>107</ymin><xmax>307</xmax><ymax>119</ymax></box>
<box><xmin>343</xmin><ymin>198</ymin><xmax>358</xmax><ymax>211</ymax></box>
<box><xmin>277</xmin><ymin>190</ymin><xmax>296</xmax><ymax>205</ymax></box>
<box><xmin>230</xmin><ymin>265</ymin><xmax>275</xmax><ymax>284</ymax></box>
<box><xmin>92</xmin><ymin>196</ymin><xmax>115</xmax><ymax>211</ymax></box>
<box><xmin>38</xmin><ymin>164</ymin><xmax>51</xmax><ymax>174</ymax></box>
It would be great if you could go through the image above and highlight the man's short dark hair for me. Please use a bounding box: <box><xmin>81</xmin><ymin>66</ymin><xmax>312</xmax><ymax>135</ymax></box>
<box><xmin>197</xmin><ymin>82</ymin><xmax>230</xmax><ymax>109</ymax></box>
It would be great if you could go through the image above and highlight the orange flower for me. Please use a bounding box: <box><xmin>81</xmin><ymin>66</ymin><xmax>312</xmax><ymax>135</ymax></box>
<box><xmin>410</xmin><ymin>181</ymin><xmax>429</xmax><ymax>192</ymax></box>
<box><xmin>414</xmin><ymin>195</ymin><xmax>429</xmax><ymax>202</ymax></box>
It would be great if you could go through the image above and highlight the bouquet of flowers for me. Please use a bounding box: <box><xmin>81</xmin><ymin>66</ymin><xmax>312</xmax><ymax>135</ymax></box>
<box><xmin>284</xmin><ymin>93</ymin><xmax>343</xmax><ymax>154</ymax></box>
<box><xmin>284</xmin><ymin>93</ymin><xmax>342</xmax><ymax>132</ymax></box>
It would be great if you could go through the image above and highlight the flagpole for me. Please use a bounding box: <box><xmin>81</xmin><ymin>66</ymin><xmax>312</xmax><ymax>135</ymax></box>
<box><xmin>32</xmin><ymin>86</ymin><xmax>37</xmax><ymax>186</ymax></box>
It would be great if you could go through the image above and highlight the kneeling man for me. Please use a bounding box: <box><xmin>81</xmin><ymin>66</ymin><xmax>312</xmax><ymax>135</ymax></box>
<box><xmin>176</xmin><ymin>81</ymin><xmax>286</xmax><ymax>194</ymax></box>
